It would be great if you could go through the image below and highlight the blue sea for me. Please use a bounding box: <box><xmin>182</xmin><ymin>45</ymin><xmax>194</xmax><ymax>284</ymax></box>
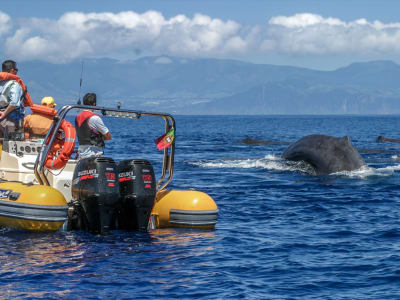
<box><xmin>2</xmin><ymin>115</ymin><xmax>400</xmax><ymax>299</ymax></box>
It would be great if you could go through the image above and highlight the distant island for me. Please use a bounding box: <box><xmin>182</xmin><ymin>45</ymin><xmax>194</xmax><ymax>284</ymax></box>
<box><xmin>20</xmin><ymin>57</ymin><xmax>400</xmax><ymax>115</ymax></box>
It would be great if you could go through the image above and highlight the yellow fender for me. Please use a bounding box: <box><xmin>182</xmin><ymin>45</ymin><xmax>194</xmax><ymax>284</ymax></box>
<box><xmin>0</xmin><ymin>182</ymin><xmax>68</xmax><ymax>232</ymax></box>
<box><xmin>152</xmin><ymin>189</ymin><xmax>218</xmax><ymax>229</ymax></box>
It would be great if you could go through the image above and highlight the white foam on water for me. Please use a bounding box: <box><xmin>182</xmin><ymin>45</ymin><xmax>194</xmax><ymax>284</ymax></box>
<box><xmin>332</xmin><ymin>164</ymin><xmax>400</xmax><ymax>178</ymax></box>
<box><xmin>190</xmin><ymin>154</ymin><xmax>311</xmax><ymax>173</ymax></box>
<box><xmin>191</xmin><ymin>154</ymin><xmax>400</xmax><ymax>178</ymax></box>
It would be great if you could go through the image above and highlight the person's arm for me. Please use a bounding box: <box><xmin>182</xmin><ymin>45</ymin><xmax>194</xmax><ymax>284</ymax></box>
<box><xmin>0</xmin><ymin>105</ymin><xmax>16</xmax><ymax>120</ymax></box>
<box><xmin>89</xmin><ymin>116</ymin><xmax>112</xmax><ymax>141</ymax></box>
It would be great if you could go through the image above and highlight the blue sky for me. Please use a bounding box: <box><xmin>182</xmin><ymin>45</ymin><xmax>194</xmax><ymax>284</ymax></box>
<box><xmin>1</xmin><ymin>0</ymin><xmax>400</xmax><ymax>70</ymax></box>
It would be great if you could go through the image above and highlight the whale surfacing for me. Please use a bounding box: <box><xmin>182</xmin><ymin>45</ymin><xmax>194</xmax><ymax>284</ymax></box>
<box><xmin>282</xmin><ymin>134</ymin><xmax>366</xmax><ymax>175</ymax></box>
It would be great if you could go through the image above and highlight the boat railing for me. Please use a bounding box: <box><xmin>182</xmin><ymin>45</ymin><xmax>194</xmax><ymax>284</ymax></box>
<box><xmin>33</xmin><ymin>104</ymin><xmax>175</xmax><ymax>192</ymax></box>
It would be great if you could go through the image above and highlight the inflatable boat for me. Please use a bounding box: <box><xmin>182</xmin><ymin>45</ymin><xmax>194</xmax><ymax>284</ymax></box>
<box><xmin>0</xmin><ymin>104</ymin><xmax>218</xmax><ymax>233</ymax></box>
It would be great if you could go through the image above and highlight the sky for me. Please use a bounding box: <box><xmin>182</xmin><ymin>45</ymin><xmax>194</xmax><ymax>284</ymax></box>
<box><xmin>1</xmin><ymin>0</ymin><xmax>400</xmax><ymax>70</ymax></box>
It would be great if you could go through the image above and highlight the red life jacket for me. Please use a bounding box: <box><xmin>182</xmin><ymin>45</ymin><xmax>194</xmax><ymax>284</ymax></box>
<box><xmin>75</xmin><ymin>111</ymin><xmax>105</xmax><ymax>147</ymax></box>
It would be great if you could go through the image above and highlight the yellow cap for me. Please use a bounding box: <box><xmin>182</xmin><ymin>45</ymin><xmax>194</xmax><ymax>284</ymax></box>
<box><xmin>41</xmin><ymin>96</ymin><xmax>56</xmax><ymax>107</ymax></box>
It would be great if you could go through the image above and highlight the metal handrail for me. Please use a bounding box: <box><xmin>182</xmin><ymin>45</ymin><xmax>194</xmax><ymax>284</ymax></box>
<box><xmin>33</xmin><ymin>104</ymin><xmax>176</xmax><ymax>192</ymax></box>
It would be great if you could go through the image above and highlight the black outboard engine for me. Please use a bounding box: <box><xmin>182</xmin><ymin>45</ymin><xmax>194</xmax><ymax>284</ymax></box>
<box><xmin>71</xmin><ymin>157</ymin><xmax>119</xmax><ymax>233</ymax></box>
<box><xmin>117</xmin><ymin>159</ymin><xmax>156</xmax><ymax>231</ymax></box>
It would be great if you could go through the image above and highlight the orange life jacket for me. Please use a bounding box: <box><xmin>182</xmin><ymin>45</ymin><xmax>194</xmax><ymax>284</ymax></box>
<box><xmin>30</xmin><ymin>104</ymin><xmax>57</xmax><ymax>116</ymax></box>
<box><xmin>0</xmin><ymin>72</ymin><xmax>58</xmax><ymax>132</ymax></box>
<box><xmin>0</xmin><ymin>72</ymin><xmax>33</xmax><ymax>107</ymax></box>
<box><xmin>24</xmin><ymin>113</ymin><xmax>54</xmax><ymax>137</ymax></box>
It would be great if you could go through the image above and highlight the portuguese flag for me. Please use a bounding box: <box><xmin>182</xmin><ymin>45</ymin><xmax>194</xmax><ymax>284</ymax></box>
<box><xmin>155</xmin><ymin>128</ymin><xmax>175</xmax><ymax>150</ymax></box>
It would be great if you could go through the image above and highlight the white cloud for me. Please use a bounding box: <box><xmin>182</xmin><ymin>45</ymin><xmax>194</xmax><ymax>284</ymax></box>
<box><xmin>269</xmin><ymin>13</ymin><xmax>345</xmax><ymax>28</ymax></box>
<box><xmin>3</xmin><ymin>10</ymin><xmax>244</xmax><ymax>63</ymax></box>
<box><xmin>0</xmin><ymin>11</ymin><xmax>11</xmax><ymax>35</ymax></box>
<box><xmin>266</xmin><ymin>13</ymin><xmax>400</xmax><ymax>55</ymax></box>
<box><xmin>2</xmin><ymin>11</ymin><xmax>400</xmax><ymax>62</ymax></box>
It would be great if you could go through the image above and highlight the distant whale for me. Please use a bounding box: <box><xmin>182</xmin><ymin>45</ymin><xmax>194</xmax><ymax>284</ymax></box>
<box><xmin>282</xmin><ymin>134</ymin><xmax>366</xmax><ymax>175</ymax></box>
<box><xmin>357</xmin><ymin>148</ymin><xmax>396</xmax><ymax>154</ymax></box>
<box><xmin>238</xmin><ymin>137</ymin><xmax>291</xmax><ymax>145</ymax></box>
<box><xmin>376</xmin><ymin>136</ymin><xmax>400</xmax><ymax>143</ymax></box>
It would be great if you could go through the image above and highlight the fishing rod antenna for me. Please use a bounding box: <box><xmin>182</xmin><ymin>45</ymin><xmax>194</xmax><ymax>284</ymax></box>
<box><xmin>77</xmin><ymin>61</ymin><xmax>84</xmax><ymax>105</ymax></box>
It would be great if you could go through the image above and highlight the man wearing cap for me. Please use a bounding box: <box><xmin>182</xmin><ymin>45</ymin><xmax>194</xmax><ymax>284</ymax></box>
<box><xmin>24</xmin><ymin>96</ymin><xmax>56</xmax><ymax>139</ymax></box>
<box><xmin>0</xmin><ymin>60</ymin><xmax>25</xmax><ymax>139</ymax></box>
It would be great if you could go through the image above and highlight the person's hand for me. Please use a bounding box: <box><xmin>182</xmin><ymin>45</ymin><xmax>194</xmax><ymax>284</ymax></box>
<box><xmin>0</xmin><ymin>112</ymin><xmax>5</xmax><ymax>121</ymax></box>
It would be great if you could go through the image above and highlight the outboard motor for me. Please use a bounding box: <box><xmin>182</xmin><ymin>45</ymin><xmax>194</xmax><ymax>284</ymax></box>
<box><xmin>71</xmin><ymin>157</ymin><xmax>119</xmax><ymax>233</ymax></box>
<box><xmin>117</xmin><ymin>159</ymin><xmax>156</xmax><ymax>231</ymax></box>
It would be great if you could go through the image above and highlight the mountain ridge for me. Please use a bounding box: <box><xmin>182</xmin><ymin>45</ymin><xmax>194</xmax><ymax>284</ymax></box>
<box><xmin>18</xmin><ymin>57</ymin><xmax>400</xmax><ymax>114</ymax></box>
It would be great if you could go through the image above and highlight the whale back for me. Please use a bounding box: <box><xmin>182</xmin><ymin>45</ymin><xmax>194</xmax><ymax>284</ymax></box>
<box><xmin>282</xmin><ymin>134</ymin><xmax>366</xmax><ymax>175</ymax></box>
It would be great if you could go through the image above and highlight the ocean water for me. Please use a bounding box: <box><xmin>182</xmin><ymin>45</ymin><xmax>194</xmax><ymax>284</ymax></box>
<box><xmin>2</xmin><ymin>115</ymin><xmax>400</xmax><ymax>299</ymax></box>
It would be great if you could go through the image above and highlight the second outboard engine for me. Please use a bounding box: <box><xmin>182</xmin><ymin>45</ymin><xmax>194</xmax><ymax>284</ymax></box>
<box><xmin>71</xmin><ymin>157</ymin><xmax>119</xmax><ymax>233</ymax></box>
<box><xmin>117</xmin><ymin>159</ymin><xmax>156</xmax><ymax>231</ymax></box>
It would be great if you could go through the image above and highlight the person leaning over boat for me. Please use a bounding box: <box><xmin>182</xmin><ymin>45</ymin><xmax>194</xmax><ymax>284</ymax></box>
<box><xmin>0</xmin><ymin>60</ymin><xmax>25</xmax><ymax>139</ymax></box>
<box><xmin>75</xmin><ymin>93</ymin><xmax>112</xmax><ymax>159</ymax></box>
<box><xmin>24</xmin><ymin>96</ymin><xmax>56</xmax><ymax>139</ymax></box>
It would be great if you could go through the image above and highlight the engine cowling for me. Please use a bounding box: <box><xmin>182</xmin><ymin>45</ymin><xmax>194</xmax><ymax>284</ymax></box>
<box><xmin>71</xmin><ymin>156</ymin><xmax>119</xmax><ymax>233</ymax></box>
<box><xmin>117</xmin><ymin>159</ymin><xmax>156</xmax><ymax>231</ymax></box>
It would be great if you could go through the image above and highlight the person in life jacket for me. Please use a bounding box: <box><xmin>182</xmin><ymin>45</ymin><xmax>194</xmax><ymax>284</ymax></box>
<box><xmin>24</xmin><ymin>96</ymin><xmax>56</xmax><ymax>139</ymax></box>
<box><xmin>75</xmin><ymin>93</ymin><xmax>112</xmax><ymax>159</ymax></box>
<box><xmin>0</xmin><ymin>60</ymin><xmax>25</xmax><ymax>140</ymax></box>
